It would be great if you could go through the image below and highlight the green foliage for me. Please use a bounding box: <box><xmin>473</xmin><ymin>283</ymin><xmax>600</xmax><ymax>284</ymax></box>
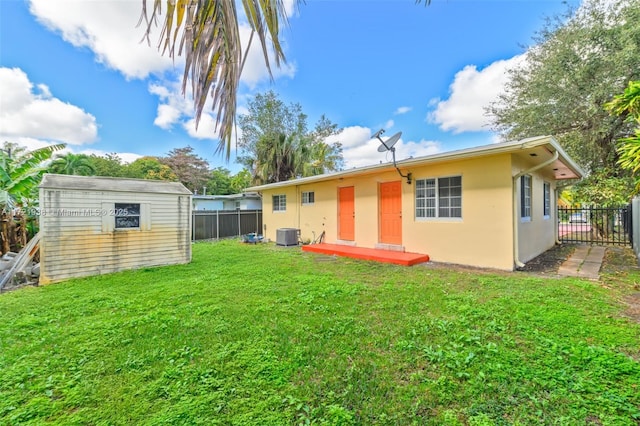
<box><xmin>124</xmin><ymin>156</ymin><xmax>177</xmax><ymax>181</ymax></box>
<box><xmin>237</xmin><ymin>91</ymin><xmax>344</xmax><ymax>184</ymax></box>
<box><xmin>0</xmin><ymin>142</ymin><xmax>65</xmax><ymax>209</ymax></box>
<box><xmin>490</xmin><ymin>0</ymin><xmax>640</xmax><ymax>175</ymax></box>
<box><xmin>87</xmin><ymin>153</ymin><xmax>126</xmax><ymax>177</ymax></box>
<box><xmin>159</xmin><ymin>146</ymin><xmax>211</xmax><ymax>193</ymax></box>
<box><xmin>48</xmin><ymin>153</ymin><xmax>95</xmax><ymax>176</ymax></box>
<box><xmin>606</xmin><ymin>80</ymin><xmax>640</xmax><ymax>192</ymax></box>
<box><xmin>1</xmin><ymin>241</ymin><xmax>639</xmax><ymax>424</ymax></box>
<box><xmin>571</xmin><ymin>168</ymin><xmax>634</xmax><ymax>206</ymax></box>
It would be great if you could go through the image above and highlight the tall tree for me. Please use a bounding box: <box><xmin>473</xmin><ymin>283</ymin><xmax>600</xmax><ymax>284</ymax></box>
<box><xmin>237</xmin><ymin>91</ymin><xmax>343</xmax><ymax>184</ymax></box>
<box><xmin>88</xmin><ymin>153</ymin><xmax>127</xmax><ymax>177</ymax></box>
<box><xmin>49</xmin><ymin>153</ymin><xmax>96</xmax><ymax>176</ymax></box>
<box><xmin>160</xmin><ymin>146</ymin><xmax>210</xmax><ymax>193</ymax></box>
<box><xmin>490</xmin><ymin>0</ymin><xmax>640</xmax><ymax>175</ymax></box>
<box><xmin>125</xmin><ymin>156</ymin><xmax>178</xmax><ymax>181</ymax></box>
<box><xmin>229</xmin><ymin>169</ymin><xmax>252</xmax><ymax>194</ymax></box>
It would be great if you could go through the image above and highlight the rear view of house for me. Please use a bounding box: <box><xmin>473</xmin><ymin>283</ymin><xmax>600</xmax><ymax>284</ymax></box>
<box><xmin>39</xmin><ymin>174</ymin><xmax>192</xmax><ymax>283</ymax></box>
<box><xmin>247</xmin><ymin>136</ymin><xmax>583</xmax><ymax>270</ymax></box>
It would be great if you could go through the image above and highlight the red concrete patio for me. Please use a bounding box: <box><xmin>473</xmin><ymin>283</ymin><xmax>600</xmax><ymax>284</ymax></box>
<box><xmin>301</xmin><ymin>243</ymin><xmax>430</xmax><ymax>266</ymax></box>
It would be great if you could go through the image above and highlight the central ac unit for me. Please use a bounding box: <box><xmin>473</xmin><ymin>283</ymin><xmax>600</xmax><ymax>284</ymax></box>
<box><xmin>276</xmin><ymin>228</ymin><xmax>299</xmax><ymax>246</ymax></box>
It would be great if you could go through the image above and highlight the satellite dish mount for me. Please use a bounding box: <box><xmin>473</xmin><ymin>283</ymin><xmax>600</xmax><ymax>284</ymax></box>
<box><xmin>374</xmin><ymin>129</ymin><xmax>412</xmax><ymax>184</ymax></box>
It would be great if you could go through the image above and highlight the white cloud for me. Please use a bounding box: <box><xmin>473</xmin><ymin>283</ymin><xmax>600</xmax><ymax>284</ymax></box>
<box><xmin>183</xmin><ymin>114</ymin><xmax>220</xmax><ymax>141</ymax></box>
<box><xmin>28</xmin><ymin>0</ymin><xmax>297</xmax><ymax>143</ymax></box>
<box><xmin>238</xmin><ymin>24</ymin><xmax>297</xmax><ymax>88</ymax></box>
<box><xmin>394</xmin><ymin>106</ymin><xmax>412</xmax><ymax>115</ymax></box>
<box><xmin>0</xmin><ymin>67</ymin><xmax>98</xmax><ymax>145</ymax></box>
<box><xmin>29</xmin><ymin>0</ymin><xmax>296</xmax><ymax>87</ymax></box>
<box><xmin>326</xmin><ymin>126</ymin><xmax>442</xmax><ymax>169</ymax></box>
<box><xmin>29</xmin><ymin>0</ymin><xmax>174</xmax><ymax>79</ymax></box>
<box><xmin>428</xmin><ymin>54</ymin><xmax>526</xmax><ymax>133</ymax></box>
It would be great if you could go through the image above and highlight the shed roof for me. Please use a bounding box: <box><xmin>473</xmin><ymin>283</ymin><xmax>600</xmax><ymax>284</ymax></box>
<box><xmin>40</xmin><ymin>174</ymin><xmax>192</xmax><ymax>195</ymax></box>
<box><xmin>246</xmin><ymin>135</ymin><xmax>584</xmax><ymax>191</ymax></box>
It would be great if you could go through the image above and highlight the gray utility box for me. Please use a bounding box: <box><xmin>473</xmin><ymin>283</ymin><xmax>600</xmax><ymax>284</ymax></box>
<box><xmin>276</xmin><ymin>228</ymin><xmax>299</xmax><ymax>246</ymax></box>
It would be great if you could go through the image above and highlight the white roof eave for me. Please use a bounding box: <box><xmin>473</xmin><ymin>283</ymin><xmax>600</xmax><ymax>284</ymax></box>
<box><xmin>245</xmin><ymin>135</ymin><xmax>584</xmax><ymax>192</ymax></box>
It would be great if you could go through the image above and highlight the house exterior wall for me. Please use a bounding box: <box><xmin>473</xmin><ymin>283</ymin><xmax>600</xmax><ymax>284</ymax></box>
<box><xmin>193</xmin><ymin>199</ymin><xmax>224</xmax><ymax>211</ymax></box>
<box><xmin>39</xmin><ymin>188</ymin><xmax>191</xmax><ymax>283</ymax></box>
<box><xmin>241</xmin><ymin>198</ymin><xmax>262</xmax><ymax>210</ymax></box>
<box><xmin>262</xmin><ymin>154</ymin><xmax>519</xmax><ymax>270</ymax></box>
<box><xmin>512</xmin><ymin>157</ymin><xmax>558</xmax><ymax>263</ymax></box>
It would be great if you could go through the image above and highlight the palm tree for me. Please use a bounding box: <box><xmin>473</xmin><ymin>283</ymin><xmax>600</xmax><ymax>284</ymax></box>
<box><xmin>0</xmin><ymin>142</ymin><xmax>65</xmax><ymax>209</ymax></box>
<box><xmin>1</xmin><ymin>142</ymin><xmax>65</xmax><ymax>254</ymax></box>
<box><xmin>49</xmin><ymin>153</ymin><xmax>96</xmax><ymax>176</ymax></box>
<box><xmin>139</xmin><ymin>0</ymin><xmax>291</xmax><ymax>160</ymax></box>
<box><xmin>139</xmin><ymin>1</ymin><xmax>432</xmax><ymax>160</ymax></box>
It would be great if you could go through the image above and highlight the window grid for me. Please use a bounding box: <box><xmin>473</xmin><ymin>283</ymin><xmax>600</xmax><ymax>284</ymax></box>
<box><xmin>416</xmin><ymin>176</ymin><xmax>462</xmax><ymax>219</ymax></box>
<box><xmin>521</xmin><ymin>175</ymin><xmax>532</xmax><ymax>218</ymax></box>
<box><xmin>543</xmin><ymin>182</ymin><xmax>551</xmax><ymax>217</ymax></box>
<box><xmin>273</xmin><ymin>195</ymin><xmax>286</xmax><ymax>212</ymax></box>
<box><xmin>115</xmin><ymin>203</ymin><xmax>140</xmax><ymax>229</ymax></box>
<box><xmin>302</xmin><ymin>191</ymin><xmax>315</xmax><ymax>205</ymax></box>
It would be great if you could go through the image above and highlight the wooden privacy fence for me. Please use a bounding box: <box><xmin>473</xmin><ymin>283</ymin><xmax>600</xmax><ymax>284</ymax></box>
<box><xmin>192</xmin><ymin>210</ymin><xmax>263</xmax><ymax>241</ymax></box>
<box><xmin>558</xmin><ymin>205</ymin><xmax>632</xmax><ymax>246</ymax></box>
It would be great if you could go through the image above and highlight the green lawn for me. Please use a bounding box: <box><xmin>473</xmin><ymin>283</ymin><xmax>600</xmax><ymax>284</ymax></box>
<box><xmin>1</xmin><ymin>241</ymin><xmax>639</xmax><ymax>425</ymax></box>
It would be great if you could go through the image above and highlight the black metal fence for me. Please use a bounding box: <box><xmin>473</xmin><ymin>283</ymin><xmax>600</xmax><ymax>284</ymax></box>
<box><xmin>192</xmin><ymin>210</ymin><xmax>263</xmax><ymax>241</ymax></box>
<box><xmin>558</xmin><ymin>205</ymin><xmax>632</xmax><ymax>246</ymax></box>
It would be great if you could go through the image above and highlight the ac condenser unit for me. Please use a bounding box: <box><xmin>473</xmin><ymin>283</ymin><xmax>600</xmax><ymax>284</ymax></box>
<box><xmin>276</xmin><ymin>228</ymin><xmax>299</xmax><ymax>246</ymax></box>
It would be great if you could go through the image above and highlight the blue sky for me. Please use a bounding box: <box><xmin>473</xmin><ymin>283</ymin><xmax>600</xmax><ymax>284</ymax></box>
<box><xmin>0</xmin><ymin>0</ymin><xmax>580</xmax><ymax>172</ymax></box>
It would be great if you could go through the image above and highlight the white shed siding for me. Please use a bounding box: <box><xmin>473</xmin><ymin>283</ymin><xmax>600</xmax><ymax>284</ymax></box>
<box><xmin>39</xmin><ymin>175</ymin><xmax>191</xmax><ymax>283</ymax></box>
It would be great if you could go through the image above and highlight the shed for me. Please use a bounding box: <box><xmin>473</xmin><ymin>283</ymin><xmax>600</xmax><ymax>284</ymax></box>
<box><xmin>39</xmin><ymin>174</ymin><xmax>192</xmax><ymax>283</ymax></box>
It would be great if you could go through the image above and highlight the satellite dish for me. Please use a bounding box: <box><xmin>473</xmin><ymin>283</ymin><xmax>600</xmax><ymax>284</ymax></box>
<box><xmin>377</xmin><ymin>132</ymin><xmax>402</xmax><ymax>152</ymax></box>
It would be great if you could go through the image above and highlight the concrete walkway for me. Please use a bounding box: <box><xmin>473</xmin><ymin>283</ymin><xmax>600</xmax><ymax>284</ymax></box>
<box><xmin>557</xmin><ymin>245</ymin><xmax>606</xmax><ymax>280</ymax></box>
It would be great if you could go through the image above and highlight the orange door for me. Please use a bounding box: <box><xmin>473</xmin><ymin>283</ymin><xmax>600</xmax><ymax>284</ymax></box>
<box><xmin>338</xmin><ymin>186</ymin><xmax>355</xmax><ymax>241</ymax></box>
<box><xmin>379</xmin><ymin>181</ymin><xmax>402</xmax><ymax>245</ymax></box>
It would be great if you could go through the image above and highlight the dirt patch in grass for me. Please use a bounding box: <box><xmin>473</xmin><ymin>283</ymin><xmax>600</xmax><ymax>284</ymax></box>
<box><xmin>516</xmin><ymin>243</ymin><xmax>578</xmax><ymax>276</ymax></box>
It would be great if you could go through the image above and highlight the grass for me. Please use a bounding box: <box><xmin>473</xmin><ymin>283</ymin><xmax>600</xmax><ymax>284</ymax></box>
<box><xmin>1</xmin><ymin>240</ymin><xmax>639</xmax><ymax>425</ymax></box>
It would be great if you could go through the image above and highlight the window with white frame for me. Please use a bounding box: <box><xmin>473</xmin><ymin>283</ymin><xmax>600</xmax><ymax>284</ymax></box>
<box><xmin>543</xmin><ymin>182</ymin><xmax>551</xmax><ymax>218</ymax></box>
<box><xmin>521</xmin><ymin>175</ymin><xmax>532</xmax><ymax>219</ymax></box>
<box><xmin>302</xmin><ymin>191</ymin><xmax>315</xmax><ymax>205</ymax></box>
<box><xmin>415</xmin><ymin>176</ymin><xmax>462</xmax><ymax>219</ymax></box>
<box><xmin>272</xmin><ymin>194</ymin><xmax>286</xmax><ymax>212</ymax></box>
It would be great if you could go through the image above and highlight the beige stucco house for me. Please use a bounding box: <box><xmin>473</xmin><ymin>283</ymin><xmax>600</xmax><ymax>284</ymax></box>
<box><xmin>246</xmin><ymin>136</ymin><xmax>584</xmax><ymax>270</ymax></box>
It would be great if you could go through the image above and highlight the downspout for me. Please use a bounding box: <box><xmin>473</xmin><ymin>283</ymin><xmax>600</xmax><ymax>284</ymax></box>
<box><xmin>296</xmin><ymin>185</ymin><xmax>301</xmax><ymax>234</ymax></box>
<box><xmin>554</xmin><ymin>187</ymin><xmax>561</xmax><ymax>245</ymax></box>
<box><xmin>512</xmin><ymin>150</ymin><xmax>559</xmax><ymax>268</ymax></box>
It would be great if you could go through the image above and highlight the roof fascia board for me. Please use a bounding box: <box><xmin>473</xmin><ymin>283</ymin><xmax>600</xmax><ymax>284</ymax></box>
<box><xmin>246</xmin><ymin>135</ymin><xmax>583</xmax><ymax>191</ymax></box>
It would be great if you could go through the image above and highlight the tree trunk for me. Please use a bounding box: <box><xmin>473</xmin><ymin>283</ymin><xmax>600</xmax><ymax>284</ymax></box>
<box><xmin>1</xmin><ymin>212</ymin><xmax>9</xmax><ymax>255</ymax></box>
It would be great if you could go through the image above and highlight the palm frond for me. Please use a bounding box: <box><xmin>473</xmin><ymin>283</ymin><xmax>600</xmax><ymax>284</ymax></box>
<box><xmin>141</xmin><ymin>0</ymin><xmax>293</xmax><ymax>160</ymax></box>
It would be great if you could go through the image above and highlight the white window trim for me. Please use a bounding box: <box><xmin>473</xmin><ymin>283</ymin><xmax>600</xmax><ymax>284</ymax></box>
<box><xmin>273</xmin><ymin>194</ymin><xmax>287</xmax><ymax>213</ymax></box>
<box><xmin>301</xmin><ymin>191</ymin><xmax>315</xmax><ymax>206</ymax></box>
<box><xmin>415</xmin><ymin>175</ymin><xmax>463</xmax><ymax>221</ymax></box>
<box><xmin>520</xmin><ymin>175</ymin><xmax>532</xmax><ymax>222</ymax></box>
<box><xmin>543</xmin><ymin>181</ymin><xmax>551</xmax><ymax>220</ymax></box>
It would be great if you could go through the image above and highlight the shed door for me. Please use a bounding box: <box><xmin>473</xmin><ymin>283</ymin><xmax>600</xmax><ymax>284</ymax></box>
<box><xmin>379</xmin><ymin>181</ymin><xmax>402</xmax><ymax>245</ymax></box>
<box><xmin>338</xmin><ymin>186</ymin><xmax>355</xmax><ymax>241</ymax></box>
